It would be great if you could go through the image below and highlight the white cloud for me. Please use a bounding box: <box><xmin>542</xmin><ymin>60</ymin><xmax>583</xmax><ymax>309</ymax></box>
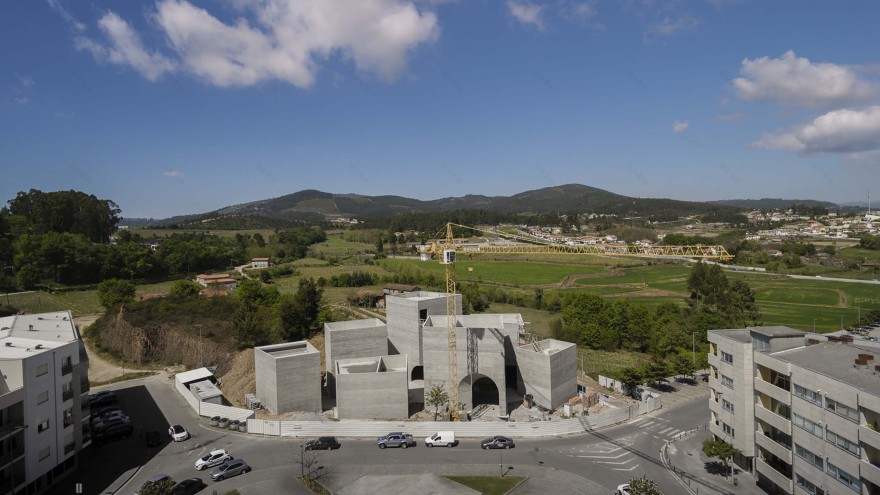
<box><xmin>643</xmin><ymin>15</ymin><xmax>699</xmax><ymax>42</ymax></box>
<box><xmin>733</xmin><ymin>51</ymin><xmax>878</xmax><ymax>109</ymax></box>
<box><xmin>47</xmin><ymin>0</ymin><xmax>86</xmax><ymax>32</ymax></box>
<box><xmin>14</xmin><ymin>73</ymin><xmax>35</xmax><ymax>88</ymax></box>
<box><xmin>76</xmin><ymin>12</ymin><xmax>176</xmax><ymax>81</ymax></box>
<box><xmin>13</xmin><ymin>97</ymin><xmax>30</xmax><ymax>106</ymax></box>
<box><xmin>673</xmin><ymin>120</ymin><xmax>689</xmax><ymax>134</ymax></box>
<box><xmin>753</xmin><ymin>105</ymin><xmax>880</xmax><ymax>157</ymax></box>
<box><xmin>163</xmin><ymin>170</ymin><xmax>184</xmax><ymax>178</ymax></box>
<box><xmin>717</xmin><ymin>112</ymin><xmax>745</xmax><ymax>123</ymax></box>
<box><xmin>507</xmin><ymin>1</ymin><xmax>545</xmax><ymax>30</ymax></box>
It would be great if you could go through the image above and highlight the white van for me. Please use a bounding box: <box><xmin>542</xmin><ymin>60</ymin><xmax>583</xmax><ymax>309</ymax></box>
<box><xmin>425</xmin><ymin>431</ymin><xmax>456</xmax><ymax>447</ymax></box>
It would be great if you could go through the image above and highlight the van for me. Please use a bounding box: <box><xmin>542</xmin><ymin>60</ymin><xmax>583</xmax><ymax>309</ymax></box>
<box><xmin>424</xmin><ymin>431</ymin><xmax>455</xmax><ymax>447</ymax></box>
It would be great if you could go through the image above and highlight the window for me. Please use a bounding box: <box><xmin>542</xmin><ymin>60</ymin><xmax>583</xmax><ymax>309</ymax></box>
<box><xmin>721</xmin><ymin>375</ymin><xmax>733</xmax><ymax>389</ymax></box>
<box><xmin>39</xmin><ymin>446</ymin><xmax>50</xmax><ymax>461</ymax></box>
<box><xmin>793</xmin><ymin>384</ymin><xmax>822</xmax><ymax>405</ymax></box>
<box><xmin>37</xmin><ymin>419</ymin><xmax>50</xmax><ymax>433</ymax></box>
<box><xmin>794</xmin><ymin>443</ymin><xmax>823</xmax><ymax>469</ymax></box>
<box><xmin>826</xmin><ymin>429</ymin><xmax>859</xmax><ymax>456</ymax></box>
<box><xmin>722</xmin><ymin>422</ymin><xmax>735</xmax><ymax>438</ymax></box>
<box><xmin>721</xmin><ymin>351</ymin><xmax>733</xmax><ymax>364</ymax></box>
<box><xmin>795</xmin><ymin>474</ymin><xmax>824</xmax><ymax>495</ymax></box>
<box><xmin>722</xmin><ymin>399</ymin><xmax>734</xmax><ymax>413</ymax></box>
<box><xmin>793</xmin><ymin>413</ymin><xmax>823</xmax><ymax>437</ymax></box>
<box><xmin>827</xmin><ymin>462</ymin><xmax>860</xmax><ymax>492</ymax></box>
<box><xmin>37</xmin><ymin>390</ymin><xmax>49</xmax><ymax>404</ymax></box>
<box><xmin>825</xmin><ymin>397</ymin><xmax>859</xmax><ymax>423</ymax></box>
<box><xmin>36</xmin><ymin>363</ymin><xmax>48</xmax><ymax>377</ymax></box>
<box><xmin>768</xmin><ymin>370</ymin><xmax>790</xmax><ymax>391</ymax></box>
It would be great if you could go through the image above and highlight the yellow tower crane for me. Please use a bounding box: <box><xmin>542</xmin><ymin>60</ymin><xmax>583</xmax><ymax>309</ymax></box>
<box><xmin>425</xmin><ymin>222</ymin><xmax>732</xmax><ymax>421</ymax></box>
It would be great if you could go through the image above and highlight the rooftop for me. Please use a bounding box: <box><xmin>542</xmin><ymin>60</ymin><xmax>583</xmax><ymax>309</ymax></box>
<box><xmin>771</xmin><ymin>343</ymin><xmax>880</xmax><ymax>396</ymax></box>
<box><xmin>708</xmin><ymin>328</ymin><xmax>753</xmax><ymax>344</ymax></box>
<box><xmin>256</xmin><ymin>340</ymin><xmax>318</xmax><ymax>359</ymax></box>
<box><xmin>0</xmin><ymin>311</ymin><xmax>80</xmax><ymax>358</ymax></box>
<box><xmin>751</xmin><ymin>326</ymin><xmax>805</xmax><ymax>338</ymax></box>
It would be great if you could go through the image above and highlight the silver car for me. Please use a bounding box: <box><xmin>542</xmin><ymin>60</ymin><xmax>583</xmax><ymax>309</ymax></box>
<box><xmin>210</xmin><ymin>458</ymin><xmax>250</xmax><ymax>481</ymax></box>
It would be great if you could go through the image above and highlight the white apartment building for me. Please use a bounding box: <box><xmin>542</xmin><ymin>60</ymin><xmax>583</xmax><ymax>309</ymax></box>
<box><xmin>0</xmin><ymin>312</ymin><xmax>90</xmax><ymax>495</ymax></box>
<box><xmin>710</xmin><ymin>326</ymin><xmax>880</xmax><ymax>495</ymax></box>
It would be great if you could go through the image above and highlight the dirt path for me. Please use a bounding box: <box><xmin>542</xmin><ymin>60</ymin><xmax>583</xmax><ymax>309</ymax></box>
<box><xmin>838</xmin><ymin>288</ymin><xmax>848</xmax><ymax>308</ymax></box>
<box><xmin>74</xmin><ymin>315</ymin><xmax>154</xmax><ymax>384</ymax></box>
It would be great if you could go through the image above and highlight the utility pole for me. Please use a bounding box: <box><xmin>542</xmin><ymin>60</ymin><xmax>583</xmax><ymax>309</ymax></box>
<box><xmin>813</xmin><ymin>318</ymin><xmax>817</xmax><ymax>333</ymax></box>
<box><xmin>692</xmin><ymin>332</ymin><xmax>697</xmax><ymax>369</ymax></box>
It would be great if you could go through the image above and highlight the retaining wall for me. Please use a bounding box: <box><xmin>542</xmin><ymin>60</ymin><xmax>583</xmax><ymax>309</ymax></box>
<box><xmin>175</xmin><ymin>379</ymin><xmax>255</xmax><ymax>423</ymax></box>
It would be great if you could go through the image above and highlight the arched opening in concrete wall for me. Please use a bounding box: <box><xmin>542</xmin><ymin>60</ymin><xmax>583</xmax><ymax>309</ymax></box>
<box><xmin>464</xmin><ymin>375</ymin><xmax>499</xmax><ymax>408</ymax></box>
<box><xmin>411</xmin><ymin>366</ymin><xmax>424</xmax><ymax>381</ymax></box>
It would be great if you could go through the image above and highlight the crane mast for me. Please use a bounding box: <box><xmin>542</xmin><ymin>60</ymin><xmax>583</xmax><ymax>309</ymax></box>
<box><xmin>441</xmin><ymin>223</ymin><xmax>460</xmax><ymax>421</ymax></box>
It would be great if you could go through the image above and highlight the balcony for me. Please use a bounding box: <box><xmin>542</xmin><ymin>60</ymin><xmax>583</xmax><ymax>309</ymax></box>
<box><xmin>755</xmin><ymin>378</ymin><xmax>790</xmax><ymax>405</ymax></box>
<box><xmin>756</xmin><ymin>432</ymin><xmax>792</xmax><ymax>464</ymax></box>
<box><xmin>863</xmin><ymin>459</ymin><xmax>880</xmax><ymax>488</ymax></box>
<box><xmin>708</xmin><ymin>353</ymin><xmax>720</xmax><ymax>369</ymax></box>
<box><xmin>756</xmin><ymin>458</ymin><xmax>793</xmax><ymax>493</ymax></box>
<box><xmin>62</xmin><ymin>389</ymin><xmax>74</xmax><ymax>402</ymax></box>
<box><xmin>0</xmin><ymin>419</ymin><xmax>26</xmax><ymax>440</ymax></box>
<box><xmin>63</xmin><ymin>416</ymin><xmax>74</xmax><ymax>428</ymax></box>
<box><xmin>64</xmin><ymin>442</ymin><xmax>75</xmax><ymax>455</ymax></box>
<box><xmin>756</xmin><ymin>404</ymin><xmax>791</xmax><ymax>434</ymax></box>
<box><xmin>61</xmin><ymin>363</ymin><xmax>73</xmax><ymax>376</ymax></box>
<box><xmin>864</xmin><ymin>424</ymin><xmax>880</xmax><ymax>452</ymax></box>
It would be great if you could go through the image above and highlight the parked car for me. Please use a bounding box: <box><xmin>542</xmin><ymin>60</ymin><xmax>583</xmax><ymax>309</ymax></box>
<box><xmin>210</xmin><ymin>458</ymin><xmax>250</xmax><ymax>481</ymax></box>
<box><xmin>89</xmin><ymin>391</ymin><xmax>118</xmax><ymax>406</ymax></box>
<box><xmin>377</xmin><ymin>432</ymin><xmax>415</xmax><ymax>449</ymax></box>
<box><xmin>92</xmin><ymin>415</ymin><xmax>131</xmax><ymax>431</ymax></box>
<box><xmin>135</xmin><ymin>474</ymin><xmax>172</xmax><ymax>495</ymax></box>
<box><xmin>92</xmin><ymin>422</ymin><xmax>133</xmax><ymax>444</ymax></box>
<box><xmin>145</xmin><ymin>429</ymin><xmax>162</xmax><ymax>447</ymax></box>
<box><xmin>304</xmin><ymin>437</ymin><xmax>340</xmax><ymax>450</ymax></box>
<box><xmin>480</xmin><ymin>436</ymin><xmax>515</xmax><ymax>449</ymax></box>
<box><xmin>616</xmin><ymin>484</ymin><xmax>631</xmax><ymax>495</ymax></box>
<box><xmin>171</xmin><ymin>478</ymin><xmax>207</xmax><ymax>495</ymax></box>
<box><xmin>424</xmin><ymin>431</ymin><xmax>456</xmax><ymax>447</ymax></box>
<box><xmin>169</xmin><ymin>424</ymin><xmax>190</xmax><ymax>442</ymax></box>
<box><xmin>195</xmin><ymin>449</ymin><xmax>231</xmax><ymax>470</ymax></box>
<box><xmin>93</xmin><ymin>405</ymin><xmax>123</xmax><ymax>417</ymax></box>
<box><xmin>91</xmin><ymin>411</ymin><xmax>129</xmax><ymax>427</ymax></box>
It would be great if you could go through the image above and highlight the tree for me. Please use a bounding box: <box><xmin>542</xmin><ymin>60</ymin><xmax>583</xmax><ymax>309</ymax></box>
<box><xmin>168</xmin><ymin>279</ymin><xmax>201</xmax><ymax>300</ymax></box>
<box><xmin>136</xmin><ymin>478</ymin><xmax>176</xmax><ymax>495</ymax></box>
<box><xmin>702</xmin><ymin>438</ymin><xmax>741</xmax><ymax>479</ymax></box>
<box><xmin>426</xmin><ymin>384</ymin><xmax>449</xmax><ymax>421</ymax></box>
<box><xmin>642</xmin><ymin>360</ymin><xmax>669</xmax><ymax>386</ymax></box>
<box><xmin>278</xmin><ymin>278</ymin><xmax>323</xmax><ymax>342</ymax></box>
<box><xmin>628</xmin><ymin>476</ymin><xmax>664</xmax><ymax>495</ymax></box>
<box><xmin>672</xmin><ymin>353</ymin><xmax>696</xmax><ymax>379</ymax></box>
<box><xmin>97</xmin><ymin>279</ymin><xmax>136</xmax><ymax>308</ymax></box>
<box><xmin>253</xmin><ymin>232</ymin><xmax>266</xmax><ymax>248</ymax></box>
<box><xmin>617</xmin><ymin>367</ymin><xmax>643</xmax><ymax>397</ymax></box>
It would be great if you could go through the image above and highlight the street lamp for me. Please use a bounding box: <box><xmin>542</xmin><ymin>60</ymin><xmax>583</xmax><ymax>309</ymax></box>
<box><xmin>195</xmin><ymin>324</ymin><xmax>203</xmax><ymax>368</ymax></box>
<box><xmin>692</xmin><ymin>332</ymin><xmax>698</xmax><ymax>370</ymax></box>
<box><xmin>813</xmin><ymin>318</ymin><xmax>817</xmax><ymax>333</ymax></box>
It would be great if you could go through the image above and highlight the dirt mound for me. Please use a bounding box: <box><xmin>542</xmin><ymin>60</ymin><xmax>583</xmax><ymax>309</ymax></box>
<box><xmin>219</xmin><ymin>348</ymin><xmax>255</xmax><ymax>407</ymax></box>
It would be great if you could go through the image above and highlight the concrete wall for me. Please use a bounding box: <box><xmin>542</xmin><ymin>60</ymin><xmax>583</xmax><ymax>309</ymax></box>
<box><xmin>335</xmin><ymin>356</ymin><xmax>408</xmax><ymax>419</ymax></box>
<box><xmin>324</xmin><ymin>318</ymin><xmax>387</xmax><ymax>376</ymax></box>
<box><xmin>514</xmin><ymin>339</ymin><xmax>577</xmax><ymax>410</ymax></box>
<box><xmin>708</xmin><ymin>331</ymin><xmax>755</xmax><ymax>459</ymax></box>
<box><xmin>255</xmin><ymin>341</ymin><xmax>321</xmax><ymax>414</ymax></box>
<box><xmin>386</xmin><ymin>292</ymin><xmax>460</xmax><ymax>374</ymax></box>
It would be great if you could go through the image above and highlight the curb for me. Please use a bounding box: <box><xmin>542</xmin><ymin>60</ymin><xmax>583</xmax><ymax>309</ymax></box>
<box><xmin>660</xmin><ymin>426</ymin><xmax>703</xmax><ymax>495</ymax></box>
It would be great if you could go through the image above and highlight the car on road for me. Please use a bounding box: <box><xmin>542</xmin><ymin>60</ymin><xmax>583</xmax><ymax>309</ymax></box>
<box><xmin>169</xmin><ymin>424</ymin><xmax>190</xmax><ymax>442</ymax></box>
<box><xmin>135</xmin><ymin>473</ymin><xmax>172</xmax><ymax>495</ymax></box>
<box><xmin>377</xmin><ymin>432</ymin><xmax>415</xmax><ymax>449</ymax></box>
<box><xmin>616</xmin><ymin>483</ymin><xmax>631</xmax><ymax>495</ymax></box>
<box><xmin>146</xmin><ymin>429</ymin><xmax>162</xmax><ymax>447</ymax></box>
<box><xmin>171</xmin><ymin>478</ymin><xmax>207</xmax><ymax>495</ymax></box>
<box><xmin>480</xmin><ymin>436</ymin><xmax>515</xmax><ymax>449</ymax></box>
<box><xmin>425</xmin><ymin>431</ymin><xmax>456</xmax><ymax>447</ymax></box>
<box><xmin>305</xmin><ymin>437</ymin><xmax>341</xmax><ymax>450</ymax></box>
<box><xmin>210</xmin><ymin>458</ymin><xmax>250</xmax><ymax>481</ymax></box>
<box><xmin>195</xmin><ymin>449</ymin><xmax>231</xmax><ymax>470</ymax></box>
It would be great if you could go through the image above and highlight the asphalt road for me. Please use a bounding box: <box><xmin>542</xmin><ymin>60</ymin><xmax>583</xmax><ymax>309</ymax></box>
<box><xmin>48</xmin><ymin>374</ymin><xmax>708</xmax><ymax>495</ymax></box>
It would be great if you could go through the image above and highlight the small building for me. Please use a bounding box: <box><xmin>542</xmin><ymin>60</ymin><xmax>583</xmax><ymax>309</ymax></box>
<box><xmin>251</xmin><ymin>258</ymin><xmax>270</xmax><ymax>269</ymax></box>
<box><xmin>513</xmin><ymin>339</ymin><xmax>578</xmax><ymax>410</ymax></box>
<box><xmin>189</xmin><ymin>379</ymin><xmax>223</xmax><ymax>405</ymax></box>
<box><xmin>383</xmin><ymin>284</ymin><xmax>421</xmax><ymax>296</ymax></box>
<box><xmin>255</xmin><ymin>341</ymin><xmax>321</xmax><ymax>414</ymax></box>
<box><xmin>196</xmin><ymin>273</ymin><xmax>235</xmax><ymax>288</ymax></box>
<box><xmin>324</xmin><ymin>319</ymin><xmax>388</xmax><ymax>387</ymax></box>
<box><xmin>335</xmin><ymin>355</ymin><xmax>409</xmax><ymax>419</ymax></box>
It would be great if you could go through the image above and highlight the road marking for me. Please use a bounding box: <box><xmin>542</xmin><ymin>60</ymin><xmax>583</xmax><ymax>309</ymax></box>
<box><xmin>668</xmin><ymin>429</ymin><xmax>682</xmax><ymax>437</ymax></box>
<box><xmin>658</xmin><ymin>427</ymin><xmax>674</xmax><ymax>434</ymax></box>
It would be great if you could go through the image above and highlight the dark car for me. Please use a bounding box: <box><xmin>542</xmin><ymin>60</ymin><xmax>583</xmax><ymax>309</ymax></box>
<box><xmin>93</xmin><ymin>422</ymin><xmax>133</xmax><ymax>445</ymax></box>
<box><xmin>209</xmin><ymin>458</ymin><xmax>250</xmax><ymax>481</ymax></box>
<box><xmin>89</xmin><ymin>391</ymin><xmax>118</xmax><ymax>407</ymax></box>
<box><xmin>171</xmin><ymin>478</ymin><xmax>207</xmax><ymax>495</ymax></box>
<box><xmin>94</xmin><ymin>405</ymin><xmax>123</xmax><ymax>417</ymax></box>
<box><xmin>480</xmin><ymin>436</ymin><xmax>515</xmax><ymax>449</ymax></box>
<box><xmin>146</xmin><ymin>429</ymin><xmax>162</xmax><ymax>447</ymax></box>
<box><xmin>305</xmin><ymin>437</ymin><xmax>340</xmax><ymax>451</ymax></box>
<box><xmin>377</xmin><ymin>432</ymin><xmax>415</xmax><ymax>449</ymax></box>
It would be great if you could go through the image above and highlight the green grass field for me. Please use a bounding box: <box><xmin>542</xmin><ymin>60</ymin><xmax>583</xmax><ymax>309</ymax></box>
<box><xmin>446</xmin><ymin>476</ymin><xmax>524</xmax><ymax>495</ymax></box>
<box><xmin>579</xmin><ymin>348</ymin><xmax>653</xmax><ymax>380</ymax></box>
<box><xmin>379</xmin><ymin>258</ymin><xmax>605</xmax><ymax>286</ymax></box>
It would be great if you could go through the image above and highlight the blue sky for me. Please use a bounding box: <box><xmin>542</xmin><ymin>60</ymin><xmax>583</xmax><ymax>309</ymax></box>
<box><xmin>2</xmin><ymin>1</ymin><xmax>879</xmax><ymax>218</ymax></box>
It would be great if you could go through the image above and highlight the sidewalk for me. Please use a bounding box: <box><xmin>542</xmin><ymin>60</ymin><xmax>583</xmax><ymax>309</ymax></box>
<box><xmin>664</xmin><ymin>429</ymin><xmax>764</xmax><ymax>495</ymax></box>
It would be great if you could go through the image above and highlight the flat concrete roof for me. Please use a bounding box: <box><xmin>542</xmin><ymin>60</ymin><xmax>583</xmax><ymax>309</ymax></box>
<box><xmin>325</xmin><ymin>318</ymin><xmax>384</xmax><ymax>332</ymax></box>
<box><xmin>176</xmin><ymin>367</ymin><xmax>214</xmax><ymax>385</ymax></box>
<box><xmin>708</xmin><ymin>328</ymin><xmax>753</xmax><ymax>344</ymax></box>
<box><xmin>518</xmin><ymin>338</ymin><xmax>575</xmax><ymax>355</ymax></box>
<box><xmin>771</xmin><ymin>343</ymin><xmax>880</xmax><ymax>396</ymax></box>
<box><xmin>751</xmin><ymin>326</ymin><xmax>805</xmax><ymax>338</ymax></box>
<box><xmin>337</xmin><ymin>358</ymin><xmax>380</xmax><ymax>374</ymax></box>
<box><xmin>190</xmin><ymin>379</ymin><xmax>223</xmax><ymax>400</ymax></box>
<box><xmin>0</xmin><ymin>311</ymin><xmax>79</xmax><ymax>359</ymax></box>
<box><xmin>256</xmin><ymin>341</ymin><xmax>317</xmax><ymax>358</ymax></box>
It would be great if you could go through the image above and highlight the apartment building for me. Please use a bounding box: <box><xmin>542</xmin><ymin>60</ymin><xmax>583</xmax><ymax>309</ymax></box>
<box><xmin>710</xmin><ymin>326</ymin><xmax>880</xmax><ymax>495</ymax></box>
<box><xmin>0</xmin><ymin>312</ymin><xmax>90</xmax><ymax>495</ymax></box>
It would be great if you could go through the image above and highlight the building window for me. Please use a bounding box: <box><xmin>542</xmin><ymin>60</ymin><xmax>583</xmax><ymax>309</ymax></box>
<box><xmin>795</xmin><ymin>474</ymin><xmax>824</xmax><ymax>495</ymax></box>
<box><xmin>721</xmin><ymin>375</ymin><xmax>733</xmax><ymax>389</ymax></box>
<box><xmin>768</xmin><ymin>370</ymin><xmax>790</xmax><ymax>391</ymax></box>
<box><xmin>825</xmin><ymin>397</ymin><xmax>859</xmax><ymax>423</ymax></box>
<box><xmin>38</xmin><ymin>419</ymin><xmax>50</xmax><ymax>433</ymax></box>
<box><xmin>826</xmin><ymin>429</ymin><xmax>859</xmax><ymax>456</ymax></box>
<box><xmin>826</xmin><ymin>462</ymin><xmax>860</xmax><ymax>492</ymax></box>
<box><xmin>793</xmin><ymin>413</ymin><xmax>823</xmax><ymax>437</ymax></box>
<box><xmin>37</xmin><ymin>390</ymin><xmax>49</xmax><ymax>404</ymax></box>
<box><xmin>793</xmin><ymin>384</ymin><xmax>822</xmax><ymax>405</ymax></box>
<box><xmin>794</xmin><ymin>443</ymin><xmax>823</xmax><ymax>469</ymax></box>
<box><xmin>39</xmin><ymin>446</ymin><xmax>50</xmax><ymax>461</ymax></box>
<box><xmin>721</xmin><ymin>351</ymin><xmax>733</xmax><ymax>364</ymax></box>
<box><xmin>722</xmin><ymin>399</ymin><xmax>734</xmax><ymax>413</ymax></box>
<box><xmin>722</xmin><ymin>422</ymin><xmax>735</xmax><ymax>439</ymax></box>
<box><xmin>36</xmin><ymin>363</ymin><xmax>48</xmax><ymax>377</ymax></box>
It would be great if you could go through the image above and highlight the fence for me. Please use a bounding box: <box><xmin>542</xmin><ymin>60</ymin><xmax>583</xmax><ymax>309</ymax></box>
<box><xmin>246</xmin><ymin>397</ymin><xmax>660</xmax><ymax>438</ymax></box>
<box><xmin>174</xmin><ymin>379</ymin><xmax>254</xmax><ymax>423</ymax></box>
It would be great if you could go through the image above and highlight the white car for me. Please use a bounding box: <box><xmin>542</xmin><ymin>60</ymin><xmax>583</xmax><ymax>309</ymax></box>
<box><xmin>616</xmin><ymin>484</ymin><xmax>631</xmax><ymax>495</ymax></box>
<box><xmin>169</xmin><ymin>424</ymin><xmax>190</xmax><ymax>442</ymax></box>
<box><xmin>195</xmin><ymin>449</ymin><xmax>231</xmax><ymax>470</ymax></box>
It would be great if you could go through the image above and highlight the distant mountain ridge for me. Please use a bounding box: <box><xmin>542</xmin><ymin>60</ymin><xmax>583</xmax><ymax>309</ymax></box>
<box><xmin>708</xmin><ymin>198</ymin><xmax>839</xmax><ymax>209</ymax></box>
